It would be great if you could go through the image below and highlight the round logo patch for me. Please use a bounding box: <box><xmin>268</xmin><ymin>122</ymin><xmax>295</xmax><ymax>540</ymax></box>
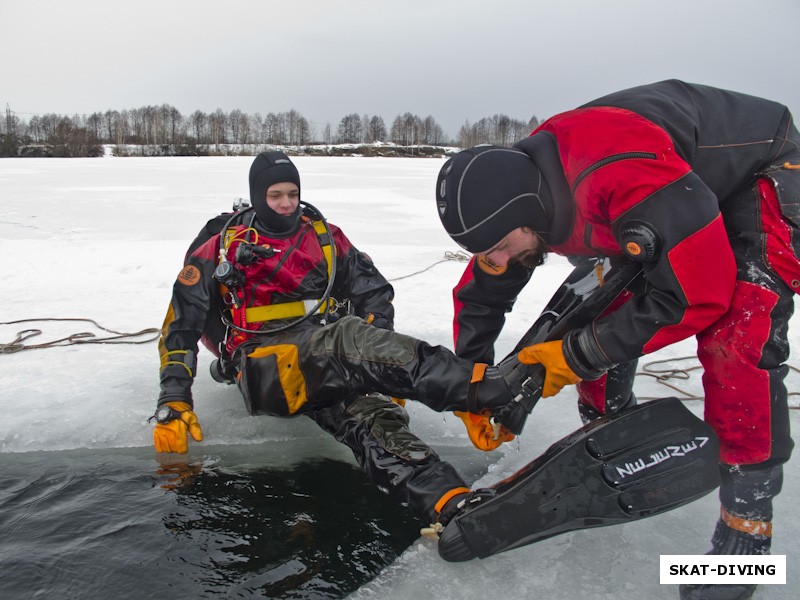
<box><xmin>177</xmin><ymin>265</ymin><xmax>201</xmax><ymax>286</ymax></box>
<box><xmin>476</xmin><ymin>255</ymin><xmax>507</xmax><ymax>276</ymax></box>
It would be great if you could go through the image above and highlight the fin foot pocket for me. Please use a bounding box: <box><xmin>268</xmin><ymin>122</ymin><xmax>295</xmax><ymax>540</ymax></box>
<box><xmin>438</xmin><ymin>522</ymin><xmax>477</xmax><ymax>562</ymax></box>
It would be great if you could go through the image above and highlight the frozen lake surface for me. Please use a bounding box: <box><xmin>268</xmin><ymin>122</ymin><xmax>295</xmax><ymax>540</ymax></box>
<box><xmin>0</xmin><ymin>156</ymin><xmax>797</xmax><ymax>599</ymax></box>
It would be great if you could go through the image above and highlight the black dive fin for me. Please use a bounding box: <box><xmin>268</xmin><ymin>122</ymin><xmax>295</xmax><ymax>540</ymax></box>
<box><xmin>493</xmin><ymin>260</ymin><xmax>644</xmax><ymax>432</ymax></box>
<box><xmin>438</xmin><ymin>397</ymin><xmax>720</xmax><ymax>561</ymax></box>
<box><xmin>509</xmin><ymin>259</ymin><xmax>644</xmax><ymax>353</ymax></box>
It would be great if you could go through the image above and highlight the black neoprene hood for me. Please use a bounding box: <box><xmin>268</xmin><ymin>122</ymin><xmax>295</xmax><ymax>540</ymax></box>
<box><xmin>435</xmin><ymin>145</ymin><xmax>551</xmax><ymax>253</ymax></box>
<box><xmin>248</xmin><ymin>151</ymin><xmax>302</xmax><ymax>233</ymax></box>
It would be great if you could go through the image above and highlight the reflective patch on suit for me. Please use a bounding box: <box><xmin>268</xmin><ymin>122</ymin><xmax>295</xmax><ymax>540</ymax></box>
<box><xmin>346</xmin><ymin>394</ymin><xmax>434</xmax><ymax>461</ymax></box>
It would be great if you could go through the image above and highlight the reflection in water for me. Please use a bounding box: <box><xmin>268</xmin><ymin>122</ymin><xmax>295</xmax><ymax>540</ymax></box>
<box><xmin>0</xmin><ymin>448</ymin><xmax>423</xmax><ymax>600</ymax></box>
<box><xmin>155</xmin><ymin>457</ymin><xmax>421</xmax><ymax>598</ymax></box>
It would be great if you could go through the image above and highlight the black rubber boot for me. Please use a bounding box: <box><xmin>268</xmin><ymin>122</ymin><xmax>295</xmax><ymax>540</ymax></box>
<box><xmin>577</xmin><ymin>359</ymin><xmax>638</xmax><ymax>424</ymax></box>
<box><xmin>677</xmin><ymin>519</ymin><xmax>767</xmax><ymax>600</ymax></box>
<box><xmin>678</xmin><ymin>465</ymin><xmax>782</xmax><ymax>600</ymax></box>
<box><xmin>431</xmin><ymin>488</ymin><xmax>497</xmax><ymax>561</ymax></box>
<box><xmin>435</xmin><ymin>491</ymin><xmax>471</xmax><ymax>528</ymax></box>
<box><xmin>578</xmin><ymin>391</ymin><xmax>637</xmax><ymax>424</ymax></box>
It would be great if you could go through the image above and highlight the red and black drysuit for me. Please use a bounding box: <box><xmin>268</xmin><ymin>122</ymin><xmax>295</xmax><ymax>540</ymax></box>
<box><xmin>159</xmin><ymin>208</ymin><xmax>510</xmax><ymax>524</ymax></box>
<box><xmin>453</xmin><ymin>80</ymin><xmax>799</xmax><ymax>522</ymax></box>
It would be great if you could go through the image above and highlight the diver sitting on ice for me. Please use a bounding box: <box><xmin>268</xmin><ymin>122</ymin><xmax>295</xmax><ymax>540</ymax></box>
<box><xmin>152</xmin><ymin>151</ymin><xmax>521</xmax><ymax>530</ymax></box>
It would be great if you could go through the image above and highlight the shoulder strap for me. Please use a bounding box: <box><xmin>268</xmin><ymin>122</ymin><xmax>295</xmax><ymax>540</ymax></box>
<box><xmin>310</xmin><ymin>219</ymin><xmax>333</xmax><ymax>279</ymax></box>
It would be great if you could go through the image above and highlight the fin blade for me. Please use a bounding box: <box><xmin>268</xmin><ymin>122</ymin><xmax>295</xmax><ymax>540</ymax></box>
<box><xmin>438</xmin><ymin>398</ymin><xmax>720</xmax><ymax>561</ymax></box>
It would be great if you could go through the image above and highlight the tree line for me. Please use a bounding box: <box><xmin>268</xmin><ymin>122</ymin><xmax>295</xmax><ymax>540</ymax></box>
<box><xmin>0</xmin><ymin>103</ymin><xmax>540</xmax><ymax>157</ymax></box>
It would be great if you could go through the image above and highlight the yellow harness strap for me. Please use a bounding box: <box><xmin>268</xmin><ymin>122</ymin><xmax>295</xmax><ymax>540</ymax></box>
<box><xmin>310</xmin><ymin>219</ymin><xmax>334</xmax><ymax>278</ymax></box>
<box><xmin>245</xmin><ymin>298</ymin><xmax>334</xmax><ymax>323</ymax></box>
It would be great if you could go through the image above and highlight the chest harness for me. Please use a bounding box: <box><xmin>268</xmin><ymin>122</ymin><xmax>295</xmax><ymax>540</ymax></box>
<box><xmin>213</xmin><ymin>200</ymin><xmax>338</xmax><ymax>338</ymax></box>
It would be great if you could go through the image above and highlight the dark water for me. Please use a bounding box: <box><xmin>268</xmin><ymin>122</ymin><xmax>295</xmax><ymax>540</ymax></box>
<box><xmin>0</xmin><ymin>443</ymin><xmax>494</xmax><ymax>600</ymax></box>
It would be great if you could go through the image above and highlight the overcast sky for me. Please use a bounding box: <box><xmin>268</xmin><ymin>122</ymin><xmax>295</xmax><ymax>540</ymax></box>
<box><xmin>2</xmin><ymin>0</ymin><xmax>799</xmax><ymax>138</ymax></box>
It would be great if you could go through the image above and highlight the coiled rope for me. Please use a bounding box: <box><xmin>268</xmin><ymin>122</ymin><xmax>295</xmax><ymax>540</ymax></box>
<box><xmin>0</xmin><ymin>318</ymin><xmax>161</xmax><ymax>353</ymax></box>
<box><xmin>636</xmin><ymin>355</ymin><xmax>800</xmax><ymax>407</ymax></box>
<box><xmin>387</xmin><ymin>250</ymin><xmax>470</xmax><ymax>282</ymax></box>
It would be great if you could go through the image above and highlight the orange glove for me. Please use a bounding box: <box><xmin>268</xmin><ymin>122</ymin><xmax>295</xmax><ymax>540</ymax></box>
<box><xmin>454</xmin><ymin>411</ymin><xmax>515</xmax><ymax>451</ymax></box>
<box><xmin>390</xmin><ymin>397</ymin><xmax>407</xmax><ymax>407</ymax></box>
<box><xmin>517</xmin><ymin>340</ymin><xmax>581</xmax><ymax>398</ymax></box>
<box><xmin>152</xmin><ymin>401</ymin><xmax>204</xmax><ymax>453</ymax></box>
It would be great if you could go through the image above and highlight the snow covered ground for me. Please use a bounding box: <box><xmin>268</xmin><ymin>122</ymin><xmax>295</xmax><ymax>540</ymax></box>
<box><xmin>0</xmin><ymin>156</ymin><xmax>797</xmax><ymax>599</ymax></box>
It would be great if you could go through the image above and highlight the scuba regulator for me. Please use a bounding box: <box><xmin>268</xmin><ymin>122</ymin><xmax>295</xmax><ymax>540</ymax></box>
<box><xmin>212</xmin><ymin>242</ymin><xmax>277</xmax><ymax>293</ymax></box>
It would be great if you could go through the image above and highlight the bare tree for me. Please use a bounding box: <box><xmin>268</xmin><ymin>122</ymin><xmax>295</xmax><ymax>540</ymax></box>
<box><xmin>361</xmin><ymin>114</ymin><xmax>370</xmax><ymax>142</ymax></box>
<box><xmin>390</xmin><ymin>112</ymin><xmax>421</xmax><ymax>146</ymax></box>
<box><xmin>103</xmin><ymin>110</ymin><xmax>119</xmax><ymax>143</ymax></box>
<box><xmin>189</xmin><ymin>110</ymin><xmax>206</xmax><ymax>143</ymax></box>
<box><xmin>421</xmin><ymin>115</ymin><xmax>444</xmax><ymax>145</ymax></box>
<box><xmin>293</xmin><ymin>114</ymin><xmax>310</xmax><ymax>145</ymax></box>
<box><xmin>251</xmin><ymin>113</ymin><xmax>264</xmax><ymax>143</ymax></box>
<box><xmin>337</xmin><ymin>113</ymin><xmax>363</xmax><ymax>143</ymax></box>
<box><xmin>228</xmin><ymin>109</ymin><xmax>243</xmax><ymax>144</ymax></box>
<box><xmin>87</xmin><ymin>112</ymin><xmax>103</xmax><ymax>141</ymax></box>
<box><xmin>286</xmin><ymin>109</ymin><xmax>308</xmax><ymax>145</ymax></box>
<box><xmin>457</xmin><ymin>114</ymin><xmax>533</xmax><ymax>147</ymax></box>
<box><xmin>114</xmin><ymin>110</ymin><xmax>130</xmax><ymax>145</ymax></box>
<box><xmin>262</xmin><ymin>113</ymin><xmax>284</xmax><ymax>145</ymax></box>
<box><xmin>209</xmin><ymin>109</ymin><xmax>226</xmax><ymax>145</ymax></box>
<box><xmin>27</xmin><ymin>115</ymin><xmax>43</xmax><ymax>142</ymax></box>
<box><xmin>161</xmin><ymin>104</ymin><xmax>183</xmax><ymax>144</ymax></box>
<box><xmin>49</xmin><ymin>116</ymin><xmax>102</xmax><ymax>157</ymax></box>
<box><xmin>143</xmin><ymin>105</ymin><xmax>158</xmax><ymax>145</ymax></box>
<box><xmin>238</xmin><ymin>111</ymin><xmax>251</xmax><ymax>144</ymax></box>
<box><xmin>128</xmin><ymin>108</ymin><xmax>144</xmax><ymax>144</ymax></box>
<box><xmin>365</xmin><ymin>115</ymin><xmax>387</xmax><ymax>143</ymax></box>
<box><xmin>458</xmin><ymin>120</ymin><xmax>474</xmax><ymax>148</ymax></box>
<box><xmin>495</xmin><ymin>114</ymin><xmax>512</xmax><ymax>146</ymax></box>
